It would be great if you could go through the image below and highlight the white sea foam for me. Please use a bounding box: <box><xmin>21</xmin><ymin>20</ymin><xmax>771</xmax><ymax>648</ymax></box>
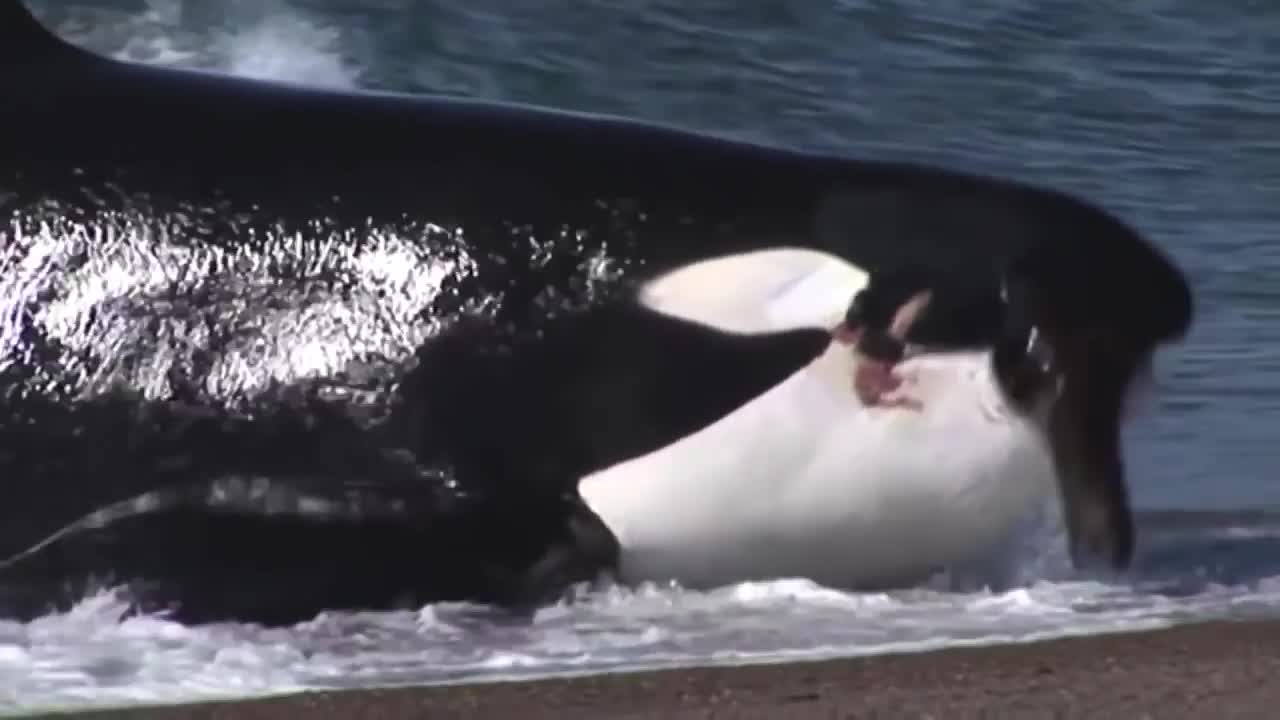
<box><xmin>4</xmin><ymin>518</ymin><xmax>1280</xmax><ymax>714</ymax></box>
<box><xmin>36</xmin><ymin>0</ymin><xmax>364</xmax><ymax>89</ymax></box>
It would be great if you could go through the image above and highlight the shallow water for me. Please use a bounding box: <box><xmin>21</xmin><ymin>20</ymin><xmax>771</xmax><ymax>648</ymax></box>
<box><xmin>7</xmin><ymin>509</ymin><xmax>1280</xmax><ymax>712</ymax></box>
<box><xmin>5</xmin><ymin>0</ymin><xmax>1279</xmax><ymax>713</ymax></box>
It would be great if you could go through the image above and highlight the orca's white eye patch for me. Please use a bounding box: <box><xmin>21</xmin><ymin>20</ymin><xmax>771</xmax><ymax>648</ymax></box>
<box><xmin>638</xmin><ymin>247</ymin><xmax>869</xmax><ymax>335</ymax></box>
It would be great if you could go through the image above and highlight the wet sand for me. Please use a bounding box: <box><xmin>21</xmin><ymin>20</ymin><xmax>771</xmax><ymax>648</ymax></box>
<box><xmin>41</xmin><ymin>618</ymin><xmax>1280</xmax><ymax>719</ymax></box>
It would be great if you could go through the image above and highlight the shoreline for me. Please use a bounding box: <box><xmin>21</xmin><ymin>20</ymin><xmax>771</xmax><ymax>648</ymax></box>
<box><xmin>32</xmin><ymin>617</ymin><xmax>1280</xmax><ymax>719</ymax></box>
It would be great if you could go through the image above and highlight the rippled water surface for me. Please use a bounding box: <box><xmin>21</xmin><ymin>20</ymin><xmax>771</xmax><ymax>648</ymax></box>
<box><xmin>4</xmin><ymin>0</ymin><xmax>1279</xmax><ymax>712</ymax></box>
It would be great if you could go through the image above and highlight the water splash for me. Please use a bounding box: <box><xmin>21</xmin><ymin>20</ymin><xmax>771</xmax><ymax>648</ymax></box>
<box><xmin>31</xmin><ymin>0</ymin><xmax>365</xmax><ymax>89</ymax></box>
<box><xmin>4</xmin><ymin>511</ymin><xmax>1280</xmax><ymax>714</ymax></box>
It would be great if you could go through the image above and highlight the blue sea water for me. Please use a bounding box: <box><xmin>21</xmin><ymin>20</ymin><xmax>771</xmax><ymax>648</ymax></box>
<box><xmin>2</xmin><ymin>0</ymin><xmax>1278</xmax><ymax>712</ymax></box>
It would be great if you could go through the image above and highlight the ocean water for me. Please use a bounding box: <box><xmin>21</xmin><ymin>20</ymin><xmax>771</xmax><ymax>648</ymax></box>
<box><xmin>4</xmin><ymin>0</ymin><xmax>1279</xmax><ymax>713</ymax></box>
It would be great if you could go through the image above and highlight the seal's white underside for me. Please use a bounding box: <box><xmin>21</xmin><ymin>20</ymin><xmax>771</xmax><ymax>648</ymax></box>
<box><xmin>578</xmin><ymin>247</ymin><xmax>1056</xmax><ymax>591</ymax></box>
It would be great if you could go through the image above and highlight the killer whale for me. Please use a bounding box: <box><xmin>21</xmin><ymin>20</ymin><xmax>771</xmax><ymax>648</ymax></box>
<box><xmin>0</xmin><ymin>1</ymin><xmax>1193</xmax><ymax>625</ymax></box>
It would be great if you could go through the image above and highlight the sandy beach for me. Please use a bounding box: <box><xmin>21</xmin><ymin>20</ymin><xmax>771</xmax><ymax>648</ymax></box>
<box><xmin>36</xmin><ymin>618</ymin><xmax>1280</xmax><ymax>719</ymax></box>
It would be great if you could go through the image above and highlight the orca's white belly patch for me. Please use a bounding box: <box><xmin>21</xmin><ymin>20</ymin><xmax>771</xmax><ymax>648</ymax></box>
<box><xmin>583</xmin><ymin>245</ymin><xmax>1054</xmax><ymax>591</ymax></box>
<box><xmin>578</xmin><ymin>347</ymin><xmax>1055</xmax><ymax>592</ymax></box>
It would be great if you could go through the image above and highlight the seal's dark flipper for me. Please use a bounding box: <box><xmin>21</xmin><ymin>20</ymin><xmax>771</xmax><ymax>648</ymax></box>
<box><xmin>843</xmin><ymin>263</ymin><xmax>1004</xmax><ymax>350</ymax></box>
<box><xmin>992</xmin><ymin>309</ymin><xmax>1135</xmax><ymax>573</ymax></box>
<box><xmin>1046</xmin><ymin>349</ymin><xmax>1139</xmax><ymax>572</ymax></box>
<box><xmin>995</xmin><ymin>264</ymin><xmax>1139</xmax><ymax>573</ymax></box>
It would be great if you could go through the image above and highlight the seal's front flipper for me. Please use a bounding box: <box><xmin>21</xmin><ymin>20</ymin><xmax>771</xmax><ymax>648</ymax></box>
<box><xmin>995</xmin><ymin>264</ymin><xmax>1138</xmax><ymax>573</ymax></box>
<box><xmin>1046</xmin><ymin>349</ymin><xmax>1138</xmax><ymax>573</ymax></box>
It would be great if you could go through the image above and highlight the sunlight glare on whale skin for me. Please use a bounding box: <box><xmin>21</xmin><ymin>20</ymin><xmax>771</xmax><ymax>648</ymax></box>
<box><xmin>580</xmin><ymin>248</ymin><xmax>1057</xmax><ymax>594</ymax></box>
<box><xmin>0</xmin><ymin>207</ymin><xmax>475</xmax><ymax>403</ymax></box>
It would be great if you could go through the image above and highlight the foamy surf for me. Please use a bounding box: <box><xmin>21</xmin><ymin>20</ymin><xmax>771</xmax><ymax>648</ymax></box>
<box><xmin>5</xmin><ymin>512</ymin><xmax>1280</xmax><ymax>714</ymax></box>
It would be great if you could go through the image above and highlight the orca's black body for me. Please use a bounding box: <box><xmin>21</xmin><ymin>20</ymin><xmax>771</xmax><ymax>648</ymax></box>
<box><xmin>0</xmin><ymin>2</ymin><xmax>1192</xmax><ymax>625</ymax></box>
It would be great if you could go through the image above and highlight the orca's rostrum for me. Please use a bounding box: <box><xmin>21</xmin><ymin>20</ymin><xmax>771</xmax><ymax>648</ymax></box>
<box><xmin>0</xmin><ymin>1</ymin><xmax>1192</xmax><ymax>625</ymax></box>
